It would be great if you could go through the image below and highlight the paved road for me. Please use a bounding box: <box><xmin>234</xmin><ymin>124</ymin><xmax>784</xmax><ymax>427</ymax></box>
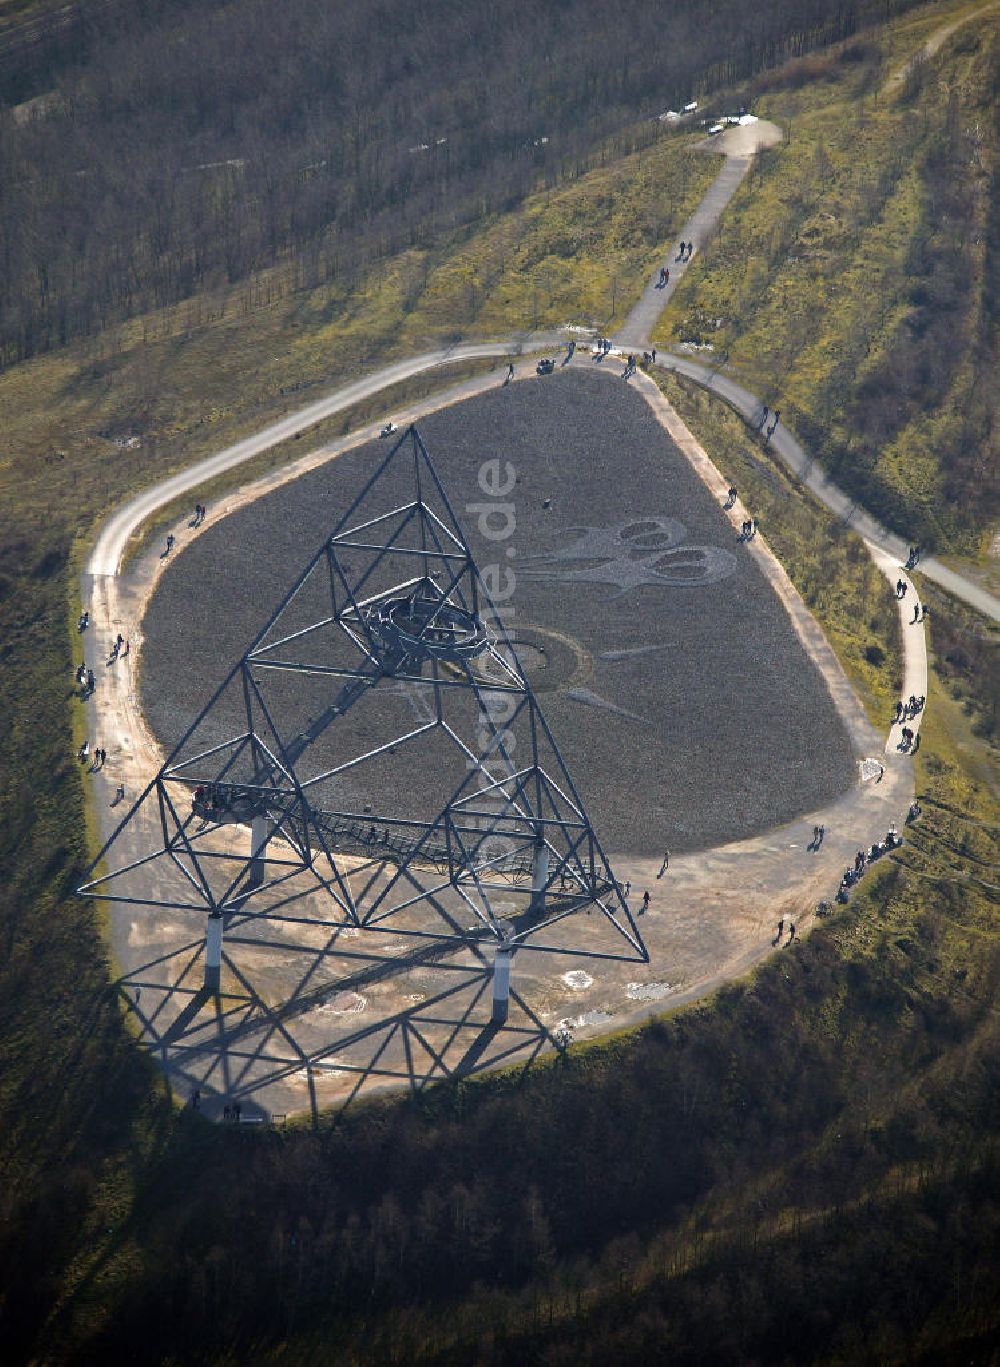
<box><xmin>87</xmin><ymin>341</ymin><xmax>999</xmax><ymax>623</ymax></box>
<box><xmin>616</xmin><ymin>155</ymin><xmax>752</xmax><ymax>348</ymax></box>
<box><xmin>653</xmin><ymin>352</ymin><xmax>1000</xmax><ymax>624</ymax></box>
<box><xmin>616</xmin><ymin>119</ymin><xmax>782</xmax><ymax>349</ymax></box>
<box><xmin>89</xmin><ymin>336</ymin><xmax>563</xmax><ymax>577</ymax></box>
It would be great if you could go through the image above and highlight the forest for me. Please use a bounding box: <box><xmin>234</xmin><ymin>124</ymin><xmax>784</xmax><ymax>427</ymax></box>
<box><xmin>0</xmin><ymin>0</ymin><xmax>997</xmax><ymax>1362</ymax></box>
<box><xmin>1</xmin><ymin>0</ymin><xmax>923</xmax><ymax>365</ymax></box>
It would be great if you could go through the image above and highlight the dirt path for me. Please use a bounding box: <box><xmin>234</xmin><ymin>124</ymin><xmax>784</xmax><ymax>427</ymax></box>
<box><xmin>883</xmin><ymin>0</ymin><xmax>1000</xmax><ymax>94</ymax></box>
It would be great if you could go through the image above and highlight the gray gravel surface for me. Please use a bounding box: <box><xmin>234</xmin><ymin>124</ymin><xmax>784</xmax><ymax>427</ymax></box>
<box><xmin>141</xmin><ymin>367</ymin><xmax>857</xmax><ymax>855</ymax></box>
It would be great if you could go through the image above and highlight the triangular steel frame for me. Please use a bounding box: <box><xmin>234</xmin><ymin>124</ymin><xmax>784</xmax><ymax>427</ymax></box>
<box><xmin>80</xmin><ymin>425</ymin><xmax>648</xmax><ymax>980</ymax></box>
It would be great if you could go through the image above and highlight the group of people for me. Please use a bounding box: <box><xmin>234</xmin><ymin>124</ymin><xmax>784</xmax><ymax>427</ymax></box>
<box><xmin>772</xmin><ymin>918</ymin><xmax>796</xmax><ymax>946</ymax></box>
<box><xmin>895</xmin><ymin>578</ymin><xmax>928</xmax><ymax>623</ymax></box>
<box><xmin>904</xmin><ymin>545</ymin><xmax>922</xmax><ymax>570</ymax></box>
<box><xmin>836</xmin><ymin>827</ymin><xmax>902</xmax><ymax>902</ymax></box>
<box><xmin>77</xmin><ymin>607</ymin><xmax>128</xmax><ymax>805</ymax></box>
<box><xmin>657</xmin><ymin>265</ymin><xmax>671</xmax><ymax>288</ymax></box>
<box><xmin>592</xmin><ymin>337</ymin><xmax>614</xmax><ymax>358</ymax></box>
<box><xmin>78</xmin><ymin>742</ymin><xmax>108</xmax><ymax>769</ymax></box>
<box><xmin>191</xmin><ymin>503</ymin><xmax>207</xmax><ymax>526</ymax></box>
<box><xmin>739</xmin><ymin>518</ymin><xmax>758</xmax><ymax>540</ymax></box>
<box><xmin>756</xmin><ymin>405</ymin><xmax>780</xmax><ymax>438</ymax></box>
<box><xmin>894</xmin><ymin>695</ymin><xmax>925</xmax><ymax>724</ymax></box>
<box><xmin>675</xmin><ymin>240</ymin><xmax>694</xmax><ymax>262</ymax></box>
<box><xmin>898</xmin><ymin>725</ymin><xmax>920</xmax><ymax>752</ymax></box>
<box><xmin>75</xmin><ymin>661</ymin><xmax>97</xmax><ymax>694</ymax></box>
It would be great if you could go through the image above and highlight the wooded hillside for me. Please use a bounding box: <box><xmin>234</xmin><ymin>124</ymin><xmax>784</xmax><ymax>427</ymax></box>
<box><xmin>1</xmin><ymin>0</ymin><xmax>923</xmax><ymax>365</ymax></box>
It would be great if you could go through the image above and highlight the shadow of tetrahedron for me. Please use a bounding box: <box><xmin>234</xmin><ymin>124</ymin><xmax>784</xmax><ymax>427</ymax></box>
<box><xmin>83</xmin><ymin>424</ymin><xmax>648</xmax><ymax>1114</ymax></box>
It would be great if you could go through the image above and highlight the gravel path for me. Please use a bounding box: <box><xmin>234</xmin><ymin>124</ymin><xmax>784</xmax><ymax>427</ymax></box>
<box><xmin>141</xmin><ymin>367</ymin><xmax>858</xmax><ymax>856</ymax></box>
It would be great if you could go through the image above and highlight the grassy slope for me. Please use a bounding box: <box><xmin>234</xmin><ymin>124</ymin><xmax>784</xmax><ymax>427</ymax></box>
<box><xmin>0</xmin><ymin>128</ymin><xmax>714</xmax><ymax>523</ymax></box>
<box><xmin>0</xmin><ymin>115</ymin><xmax>715</xmax><ymax>1358</ymax></box>
<box><xmin>653</xmin><ymin>369</ymin><xmax>902</xmax><ymax>724</ymax></box>
<box><xmin>655</xmin><ymin>4</ymin><xmax>1000</xmax><ymax>561</ymax></box>
<box><xmin>0</xmin><ymin>1</ymin><xmax>996</xmax><ymax>1360</ymax></box>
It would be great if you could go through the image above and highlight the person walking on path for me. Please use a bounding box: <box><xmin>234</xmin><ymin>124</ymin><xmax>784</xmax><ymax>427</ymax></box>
<box><xmin>657</xmin><ymin>850</ymin><xmax>669</xmax><ymax>878</ymax></box>
<box><xmin>911</xmin><ymin>602</ymin><xmax>920</xmax><ymax>624</ymax></box>
<box><xmin>503</xmin><ymin>362</ymin><xmax>514</xmax><ymax>385</ymax></box>
<box><xmin>640</xmin><ymin>890</ymin><xmax>650</xmax><ymax>915</ymax></box>
<box><xmin>772</xmin><ymin>918</ymin><xmax>784</xmax><ymax>946</ymax></box>
<box><xmin>786</xmin><ymin>922</ymin><xmax>796</xmax><ymax>945</ymax></box>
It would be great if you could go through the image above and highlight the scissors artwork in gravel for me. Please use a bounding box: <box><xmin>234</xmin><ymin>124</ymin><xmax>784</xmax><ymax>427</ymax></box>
<box><xmin>520</xmin><ymin>518</ymin><xmax>737</xmax><ymax>598</ymax></box>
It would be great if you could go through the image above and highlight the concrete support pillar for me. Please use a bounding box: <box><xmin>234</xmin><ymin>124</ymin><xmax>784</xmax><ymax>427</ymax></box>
<box><xmin>247</xmin><ymin>815</ymin><xmax>268</xmax><ymax>891</ymax></box>
<box><xmin>491</xmin><ymin>947</ymin><xmax>513</xmax><ymax>1026</ymax></box>
<box><xmin>530</xmin><ymin>839</ymin><xmax>549</xmax><ymax>914</ymax></box>
<box><xmin>205</xmin><ymin>912</ymin><xmax>223</xmax><ymax>993</ymax></box>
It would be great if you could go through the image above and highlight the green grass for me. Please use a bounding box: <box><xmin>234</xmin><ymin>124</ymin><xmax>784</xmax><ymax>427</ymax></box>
<box><xmin>114</xmin><ymin>355</ymin><xmax>503</xmax><ymax>572</ymax></box>
<box><xmin>0</xmin><ymin>2</ymin><xmax>998</xmax><ymax>1359</ymax></box>
<box><xmin>654</xmin><ymin>3</ymin><xmax>1000</xmax><ymax>555</ymax></box>
<box><xmin>0</xmin><ymin>125</ymin><xmax>714</xmax><ymax>553</ymax></box>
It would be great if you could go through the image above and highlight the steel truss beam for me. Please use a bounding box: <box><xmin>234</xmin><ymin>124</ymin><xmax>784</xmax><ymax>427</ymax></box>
<box><xmin>80</xmin><ymin>425</ymin><xmax>648</xmax><ymax>1000</ymax></box>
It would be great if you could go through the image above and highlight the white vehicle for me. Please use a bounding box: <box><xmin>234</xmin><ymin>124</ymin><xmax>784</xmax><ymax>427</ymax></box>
<box><xmin>683</xmin><ymin>100</ymin><xmax>698</xmax><ymax>114</ymax></box>
<box><xmin>708</xmin><ymin>122</ymin><xmax>725</xmax><ymax>136</ymax></box>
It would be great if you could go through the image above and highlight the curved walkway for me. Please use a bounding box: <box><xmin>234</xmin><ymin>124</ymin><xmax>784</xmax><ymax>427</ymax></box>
<box><xmin>82</xmin><ymin>362</ymin><xmax>917</xmax><ymax>1118</ymax></box>
<box><xmin>88</xmin><ymin>336</ymin><xmax>562</xmax><ymax>577</ymax></box>
<box><xmin>884</xmin><ymin>0</ymin><xmax>1000</xmax><ymax>95</ymax></box>
<box><xmin>653</xmin><ymin>352</ymin><xmax>1000</xmax><ymax>624</ymax></box>
<box><xmin>78</xmin><ymin>6</ymin><xmax>993</xmax><ymax>1108</ymax></box>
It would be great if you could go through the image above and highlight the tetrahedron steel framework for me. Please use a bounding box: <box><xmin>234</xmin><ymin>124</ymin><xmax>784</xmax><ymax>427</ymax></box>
<box><xmin>80</xmin><ymin>425</ymin><xmax>647</xmax><ymax>1010</ymax></box>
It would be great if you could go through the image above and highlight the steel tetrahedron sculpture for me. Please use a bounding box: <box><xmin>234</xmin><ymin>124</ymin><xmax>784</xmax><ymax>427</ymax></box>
<box><xmin>79</xmin><ymin>425</ymin><xmax>648</xmax><ymax>1005</ymax></box>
